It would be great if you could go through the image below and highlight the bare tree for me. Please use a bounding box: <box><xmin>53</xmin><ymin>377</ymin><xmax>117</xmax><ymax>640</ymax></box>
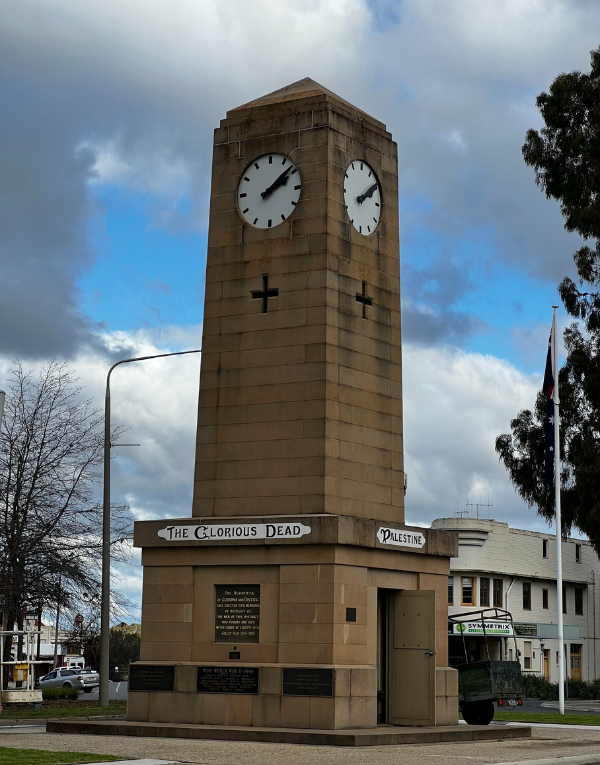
<box><xmin>62</xmin><ymin>590</ymin><xmax>133</xmax><ymax>671</ymax></box>
<box><xmin>0</xmin><ymin>361</ymin><xmax>130</xmax><ymax>684</ymax></box>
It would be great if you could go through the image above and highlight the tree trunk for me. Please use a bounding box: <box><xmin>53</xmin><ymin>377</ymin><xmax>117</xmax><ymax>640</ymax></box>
<box><xmin>15</xmin><ymin>614</ymin><xmax>23</xmax><ymax>689</ymax></box>
<box><xmin>1</xmin><ymin>610</ymin><xmax>16</xmax><ymax>691</ymax></box>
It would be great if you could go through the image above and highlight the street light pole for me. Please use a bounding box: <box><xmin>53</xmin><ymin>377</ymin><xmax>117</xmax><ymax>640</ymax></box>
<box><xmin>99</xmin><ymin>349</ymin><xmax>201</xmax><ymax>708</ymax></box>
<box><xmin>0</xmin><ymin>391</ymin><xmax>4</xmax><ymax>657</ymax></box>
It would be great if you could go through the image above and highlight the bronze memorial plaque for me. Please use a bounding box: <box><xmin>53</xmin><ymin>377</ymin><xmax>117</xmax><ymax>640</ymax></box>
<box><xmin>197</xmin><ymin>666</ymin><xmax>259</xmax><ymax>694</ymax></box>
<box><xmin>215</xmin><ymin>584</ymin><xmax>260</xmax><ymax>643</ymax></box>
<box><xmin>129</xmin><ymin>664</ymin><xmax>174</xmax><ymax>692</ymax></box>
<box><xmin>282</xmin><ymin>668</ymin><xmax>334</xmax><ymax>697</ymax></box>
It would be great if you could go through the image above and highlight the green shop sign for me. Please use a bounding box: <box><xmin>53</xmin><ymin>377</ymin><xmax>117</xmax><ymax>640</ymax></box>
<box><xmin>450</xmin><ymin>621</ymin><xmax>513</xmax><ymax>636</ymax></box>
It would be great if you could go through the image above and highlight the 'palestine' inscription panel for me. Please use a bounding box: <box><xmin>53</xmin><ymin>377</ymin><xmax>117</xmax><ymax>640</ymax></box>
<box><xmin>215</xmin><ymin>584</ymin><xmax>260</xmax><ymax>643</ymax></box>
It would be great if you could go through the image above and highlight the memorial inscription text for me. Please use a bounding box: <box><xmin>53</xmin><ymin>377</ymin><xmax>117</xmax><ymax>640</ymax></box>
<box><xmin>282</xmin><ymin>668</ymin><xmax>334</xmax><ymax>697</ymax></box>
<box><xmin>129</xmin><ymin>664</ymin><xmax>175</xmax><ymax>692</ymax></box>
<box><xmin>197</xmin><ymin>666</ymin><xmax>259</xmax><ymax>694</ymax></box>
<box><xmin>215</xmin><ymin>584</ymin><xmax>260</xmax><ymax>643</ymax></box>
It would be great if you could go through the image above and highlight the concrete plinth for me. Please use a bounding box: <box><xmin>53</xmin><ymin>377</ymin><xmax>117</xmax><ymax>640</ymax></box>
<box><xmin>47</xmin><ymin>718</ymin><xmax>531</xmax><ymax>747</ymax></box>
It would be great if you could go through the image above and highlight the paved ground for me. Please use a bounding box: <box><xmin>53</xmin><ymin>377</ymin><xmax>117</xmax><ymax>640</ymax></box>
<box><xmin>1</xmin><ymin>722</ymin><xmax>600</xmax><ymax>765</ymax></box>
<box><xmin>85</xmin><ymin>681</ymin><xmax>127</xmax><ymax>702</ymax></box>
<box><xmin>500</xmin><ymin>699</ymin><xmax>600</xmax><ymax>715</ymax></box>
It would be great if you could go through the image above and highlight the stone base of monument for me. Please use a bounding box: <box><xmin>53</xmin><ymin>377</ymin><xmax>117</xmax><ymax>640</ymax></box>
<box><xmin>131</xmin><ymin>516</ymin><xmax>461</xmax><ymax>729</ymax></box>
<box><xmin>46</xmin><ymin>718</ymin><xmax>531</xmax><ymax>747</ymax></box>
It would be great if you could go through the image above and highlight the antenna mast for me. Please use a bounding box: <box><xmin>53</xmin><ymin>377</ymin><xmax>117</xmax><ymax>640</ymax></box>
<box><xmin>465</xmin><ymin>494</ymin><xmax>494</xmax><ymax>520</ymax></box>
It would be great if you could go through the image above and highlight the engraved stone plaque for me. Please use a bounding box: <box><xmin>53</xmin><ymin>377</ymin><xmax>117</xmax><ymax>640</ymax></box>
<box><xmin>282</xmin><ymin>667</ymin><xmax>334</xmax><ymax>697</ymax></box>
<box><xmin>129</xmin><ymin>664</ymin><xmax>174</xmax><ymax>692</ymax></box>
<box><xmin>215</xmin><ymin>584</ymin><xmax>260</xmax><ymax>643</ymax></box>
<box><xmin>197</xmin><ymin>666</ymin><xmax>259</xmax><ymax>694</ymax></box>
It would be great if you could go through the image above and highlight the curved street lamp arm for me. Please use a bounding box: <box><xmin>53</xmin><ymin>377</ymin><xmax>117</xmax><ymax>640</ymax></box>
<box><xmin>106</xmin><ymin>349</ymin><xmax>202</xmax><ymax>396</ymax></box>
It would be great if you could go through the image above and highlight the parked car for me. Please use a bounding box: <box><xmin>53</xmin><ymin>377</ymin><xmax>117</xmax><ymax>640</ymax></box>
<box><xmin>79</xmin><ymin>669</ymin><xmax>100</xmax><ymax>693</ymax></box>
<box><xmin>38</xmin><ymin>668</ymin><xmax>85</xmax><ymax>690</ymax></box>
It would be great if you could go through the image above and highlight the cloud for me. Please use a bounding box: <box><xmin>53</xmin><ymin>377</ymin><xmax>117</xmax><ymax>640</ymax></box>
<box><xmin>0</xmin><ymin>0</ymin><xmax>373</xmax><ymax>356</ymax></box>
<box><xmin>402</xmin><ymin>343</ymin><xmax>549</xmax><ymax>531</ymax></box>
<box><xmin>402</xmin><ymin>300</ymin><xmax>486</xmax><ymax>346</ymax></box>
<box><xmin>3</xmin><ymin>0</ymin><xmax>600</xmax><ymax>363</ymax></box>
<box><xmin>362</xmin><ymin>1</ymin><xmax>600</xmax><ymax>285</ymax></box>
<box><xmin>0</xmin><ymin>81</ymin><xmax>101</xmax><ymax>358</ymax></box>
<box><xmin>81</xmin><ymin>137</ymin><xmax>192</xmax><ymax>199</ymax></box>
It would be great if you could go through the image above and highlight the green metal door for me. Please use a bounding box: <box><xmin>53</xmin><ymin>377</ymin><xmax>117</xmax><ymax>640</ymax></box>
<box><xmin>388</xmin><ymin>590</ymin><xmax>436</xmax><ymax>726</ymax></box>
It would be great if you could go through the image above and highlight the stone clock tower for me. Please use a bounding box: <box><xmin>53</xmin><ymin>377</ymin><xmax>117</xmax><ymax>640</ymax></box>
<box><xmin>194</xmin><ymin>77</ymin><xmax>403</xmax><ymax>524</ymax></box>
<box><xmin>130</xmin><ymin>79</ymin><xmax>459</xmax><ymax>732</ymax></box>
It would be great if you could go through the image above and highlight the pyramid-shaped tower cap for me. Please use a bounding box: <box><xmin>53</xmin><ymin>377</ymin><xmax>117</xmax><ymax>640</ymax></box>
<box><xmin>227</xmin><ymin>77</ymin><xmax>386</xmax><ymax>131</ymax></box>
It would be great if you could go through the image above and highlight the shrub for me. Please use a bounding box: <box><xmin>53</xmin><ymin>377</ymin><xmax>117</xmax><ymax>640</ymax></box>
<box><xmin>521</xmin><ymin>674</ymin><xmax>600</xmax><ymax>701</ymax></box>
<box><xmin>42</xmin><ymin>686</ymin><xmax>80</xmax><ymax>700</ymax></box>
<box><xmin>566</xmin><ymin>678</ymin><xmax>594</xmax><ymax>700</ymax></box>
<box><xmin>521</xmin><ymin>674</ymin><xmax>558</xmax><ymax>699</ymax></box>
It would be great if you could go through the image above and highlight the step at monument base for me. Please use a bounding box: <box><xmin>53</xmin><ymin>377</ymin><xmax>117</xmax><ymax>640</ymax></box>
<box><xmin>47</xmin><ymin>718</ymin><xmax>531</xmax><ymax>747</ymax></box>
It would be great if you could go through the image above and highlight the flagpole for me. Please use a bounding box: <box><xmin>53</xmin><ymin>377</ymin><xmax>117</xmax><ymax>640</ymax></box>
<box><xmin>553</xmin><ymin>305</ymin><xmax>565</xmax><ymax>715</ymax></box>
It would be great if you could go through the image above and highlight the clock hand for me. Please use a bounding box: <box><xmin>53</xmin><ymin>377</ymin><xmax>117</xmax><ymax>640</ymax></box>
<box><xmin>261</xmin><ymin>165</ymin><xmax>293</xmax><ymax>199</ymax></box>
<box><xmin>356</xmin><ymin>183</ymin><xmax>378</xmax><ymax>204</ymax></box>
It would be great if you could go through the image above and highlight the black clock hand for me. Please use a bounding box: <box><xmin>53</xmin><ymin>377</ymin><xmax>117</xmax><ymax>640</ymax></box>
<box><xmin>261</xmin><ymin>165</ymin><xmax>293</xmax><ymax>199</ymax></box>
<box><xmin>356</xmin><ymin>183</ymin><xmax>378</xmax><ymax>204</ymax></box>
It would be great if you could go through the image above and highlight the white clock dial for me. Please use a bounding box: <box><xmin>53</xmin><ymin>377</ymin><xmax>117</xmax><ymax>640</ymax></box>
<box><xmin>238</xmin><ymin>153</ymin><xmax>301</xmax><ymax>229</ymax></box>
<box><xmin>344</xmin><ymin>160</ymin><xmax>381</xmax><ymax>235</ymax></box>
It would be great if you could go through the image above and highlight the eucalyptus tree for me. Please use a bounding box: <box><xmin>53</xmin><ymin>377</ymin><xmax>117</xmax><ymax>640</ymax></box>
<box><xmin>496</xmin><ymin>46</ymin><xmax>600</xmax><ymax>553</ymax></box>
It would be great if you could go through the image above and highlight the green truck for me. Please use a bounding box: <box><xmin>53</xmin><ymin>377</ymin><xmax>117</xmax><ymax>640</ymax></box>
<box><xmin>448</xmin><ymin>608</ymin><xmax>524</xmax><ymax>725</ymax></box>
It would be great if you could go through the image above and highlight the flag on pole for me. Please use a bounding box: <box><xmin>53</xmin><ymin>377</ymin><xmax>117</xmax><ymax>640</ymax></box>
<box><xmin>543</xmin><ymin>329</ymin><xmax>555</xmax><ymax>485</ymax></box>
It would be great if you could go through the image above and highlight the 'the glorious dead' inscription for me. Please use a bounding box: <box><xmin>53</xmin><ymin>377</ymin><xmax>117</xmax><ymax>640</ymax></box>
<box><xmin>215</xmin><ymin>585</ymin><xmax>260</xmax><ymax>643</ymax></box>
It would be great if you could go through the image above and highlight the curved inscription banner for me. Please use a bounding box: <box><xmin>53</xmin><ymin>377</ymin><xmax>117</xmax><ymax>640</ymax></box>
<box><xmin>157</xmin><ymin>522</ymin><xmax>311</xmax><ymax>542</ymax></box>
<box><xmin>377</xmin><ymin>527</ymin><xmax>426</xmax><ymax>548</ymax></box>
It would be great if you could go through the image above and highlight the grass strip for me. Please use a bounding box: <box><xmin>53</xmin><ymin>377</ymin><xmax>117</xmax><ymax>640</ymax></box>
<box><xmin>0</xmin><ymin>746</ymin><xmax>124</xmax><ymax>764</ymax></box>
<box><xmin>494</xmin><ymin>711</ymin><xmax>600</xmax><ymax>725</ymax></box>
<box><xmin>0</xmin><ymin>702</ymin><xmax>126</xmax><ymax>720</ymax></box>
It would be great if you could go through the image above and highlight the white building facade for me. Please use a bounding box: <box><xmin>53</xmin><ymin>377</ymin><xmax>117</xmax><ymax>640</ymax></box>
<box><xmin>431</xmin><ymin>518</ymin><xmax>600</xmax><ymax>683</ymax></box>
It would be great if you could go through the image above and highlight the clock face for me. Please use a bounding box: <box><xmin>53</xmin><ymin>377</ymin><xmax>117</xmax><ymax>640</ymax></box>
<box><xmin>237</xmin><ymin>153</ymin><xmax>301</xmax><ymax>229</ymax></box>
<box><xmin>344</xmin><ymin>160</ymin><xmax>381</xmax><ymax>235</ymax></box>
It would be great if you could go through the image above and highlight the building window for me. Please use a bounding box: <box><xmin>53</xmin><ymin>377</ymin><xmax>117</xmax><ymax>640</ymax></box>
<box><xmin>508</xmin><ymin>648</ymin><xmax>513</xmax><ymax>661</ymax></box>
<box><xmin>576</xmin><ymin>544</ymin><xmax>581</xmax><ymax>563</ymax></box>
<box><xmin>575</xmin><ymin>588</ymin><xmax>584</xmax><ymax>616</ymax></box>
<box><xmin>522</xmin><ymin>582</ymin><xmax>532</xmax><ymax>610</ymax></box>
<box><xmin>571</xmin><ymin>644</ymin><xmax>582</xmax><ymax>679</ymax></box>
<box><xmin>480</xmin><ymin>577</ymin><xmax>490</xmax><ymax>607</ymax></box>
<box><xmin>543</xmin><ymin>539</ymin><xmax>548</xmax><ymax>558</ymax></box>
<box><xmin>523</xmin><ymin>641</ymin><xmax>532</xmax><ymax>670</ymax></box>
<box><xmin>448</xmin><ymin>576</ymin><xmax>454</xmax><ymax>605</ymax></box>
<box><xmin>542</xmin><ymin>588</ymin><xmax>549</xmax><ymax>609</ymax></box>
<box><xmin>563</xmin><ymin>586</ymin><xmax>567</xmax><ymax>614</ymax></box>
<box><xmin>462</xmin><ymin>577</ymin><xmax>474</xmax><ymax>606</ymax></box>
<box><xmin>493</xmin><ymin>579</ymin><xmax>503</xmax><ymax>608</ymax></box>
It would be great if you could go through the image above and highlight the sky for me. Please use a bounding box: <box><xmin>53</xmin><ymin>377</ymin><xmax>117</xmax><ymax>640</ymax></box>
<box><xmin>1</xmin><ymin>0</ymin><xmax>597</xmax><ymax>620</ymax></box>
